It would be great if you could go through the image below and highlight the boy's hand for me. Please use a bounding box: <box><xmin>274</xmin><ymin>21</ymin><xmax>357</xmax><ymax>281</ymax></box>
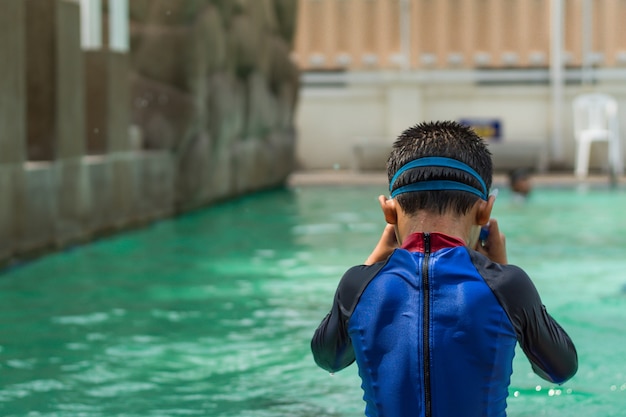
<box><xmin>474</xmin><ymin>218</ymin><xmax>508</xmax><ymax>264</ymax></box>
<box><xmin>365</xmin><ymin>224</ymin><xmax>399</xmax><ymax>265</ymax></box>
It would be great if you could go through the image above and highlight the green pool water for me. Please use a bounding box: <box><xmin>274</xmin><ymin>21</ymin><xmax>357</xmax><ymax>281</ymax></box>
<box><xmin>1</xmin><ymin>184</ymin><xmax>626</xmax><ymax>416</ymax></box>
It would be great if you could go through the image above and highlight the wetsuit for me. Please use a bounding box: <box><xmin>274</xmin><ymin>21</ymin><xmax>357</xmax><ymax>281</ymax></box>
<box><xmin>311</xmin><ymin>232</ymin><xmax>578</xmax><ymax>417</ymax></box>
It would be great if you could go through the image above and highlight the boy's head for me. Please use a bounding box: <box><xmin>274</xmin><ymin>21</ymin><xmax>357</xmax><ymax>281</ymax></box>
<box><xmin>386</xmin><ymin>121</ymin><xmax>493</xmax><ymax>216</ymax></box>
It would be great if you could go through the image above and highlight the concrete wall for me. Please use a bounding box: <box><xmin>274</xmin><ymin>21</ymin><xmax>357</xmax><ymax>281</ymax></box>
<box><xmin>85</xmin><ymin>51</ymin><xmax>131</xmax><ymax>155</ymax></box>
<box><xmin>0</xmin><ymin>0</ymin><xmax>27</xmax><ymax>263</ymax></box>
<box><xmin>0</xmin><ymin>0</ymin><xmax>176</xmax><ymax>266</ymax></box>
<box><xmin>129</xmin><ymin>0</ymin><xmax>299</xmax><ymax>212</ymax></box>
<box><xmin>0</xmin><ymin>0</ymin><xmax>299</xmax><ymax>266</ymax></box>
<box><xmin>296</xmin><ymin>71</ymin><xmax>626</xmax><ymax>172</ymax></box>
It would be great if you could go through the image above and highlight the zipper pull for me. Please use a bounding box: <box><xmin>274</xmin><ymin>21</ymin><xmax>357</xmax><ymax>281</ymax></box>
<box><xmin>423</xmin><ymin>232</ymin><xmax>431</xmax><ymax>254</ymax></box>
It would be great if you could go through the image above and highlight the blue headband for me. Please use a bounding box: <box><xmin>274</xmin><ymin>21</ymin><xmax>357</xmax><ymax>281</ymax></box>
<box><xmin>389</xmin><ymin>157</ymin><xmax>488</xmax><ymax>200</ymax></box>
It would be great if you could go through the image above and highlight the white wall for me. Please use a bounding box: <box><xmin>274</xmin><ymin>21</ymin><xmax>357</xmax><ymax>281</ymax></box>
<box><xmin>296</xmin><ymin>86</ymin><xmax>387</xmax><ymax>170</ymax></box>
<box><xmin>295</xmin><ymin>70</ymin><xmax>626</xmax><ymax>172</ymax></box>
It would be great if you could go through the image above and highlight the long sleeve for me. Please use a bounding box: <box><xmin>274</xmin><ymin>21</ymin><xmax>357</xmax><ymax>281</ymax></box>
<box><xmin>469</xmin><ymin>252</ymin><xmax>578</xmax><ymax>384</ymax></box>
<box><xmin>311</xmin><ymin>295</ymin><xmax>355</xmax><ymax>372</ymax></box>
<box><xmin>494</xmin><ymin>269</ymin><xmax>577</xmax><ymax>383</ymax></box>
<box><xmin>515</xmin><ymin>301</ymin><xmax>578</xmax><ymax>384</ymax></box>
<box><xmin>311</xmin><ymin>262</ymin><xmax>388</xmax><ymax>373</ymax></box>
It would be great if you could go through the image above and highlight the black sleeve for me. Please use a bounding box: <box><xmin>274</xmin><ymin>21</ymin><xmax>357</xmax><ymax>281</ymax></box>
<box><xmin>469</xmin><ymin>251</ymin><xmax>578</xmax><ymax>384</ymax></box>
<box><xmin>310</xmin><ymin>261</ymin><xmax>387</xmax><ymax>373</ymax></box>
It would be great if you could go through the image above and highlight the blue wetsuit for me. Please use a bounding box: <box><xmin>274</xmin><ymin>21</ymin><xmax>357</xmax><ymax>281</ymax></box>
<box><xmin>311</xmin><ymin>232</ymin><xmax>578</xmax><ymax>417</ymax></box>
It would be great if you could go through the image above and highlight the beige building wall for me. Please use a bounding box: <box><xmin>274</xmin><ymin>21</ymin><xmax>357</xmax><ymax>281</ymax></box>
<box><xmin>294</xmin><ymin>0</ymin><xmax>626</xmax><ymax>70</ymax></box>
<box><xmin>293</xmin><ymin>0</ymin><xmax>626</xmax><ymax>172</ymax></box>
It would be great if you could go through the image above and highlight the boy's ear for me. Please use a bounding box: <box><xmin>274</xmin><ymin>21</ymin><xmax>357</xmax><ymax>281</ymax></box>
<box><xmin>475</xmin><ymin>195</ymin><xmax>496</xmax><ymax>225</ymax></box>
<box><xmin>378</xmin><ymin>195</ymin><xmax>398</xmax><ymax>225</ymax></box>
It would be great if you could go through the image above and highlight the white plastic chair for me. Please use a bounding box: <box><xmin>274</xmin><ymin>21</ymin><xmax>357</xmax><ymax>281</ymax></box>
<box><xmin>572</xmin><ymin>93</ymin><xmax>624</xmax><ymax>179</ymax></box>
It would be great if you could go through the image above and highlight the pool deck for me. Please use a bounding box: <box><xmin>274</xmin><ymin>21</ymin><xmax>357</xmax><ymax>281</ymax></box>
<box><xmin>288</xmin><ymin>169</ymin><xmax>625</xmax><ymax>188</ymax></box>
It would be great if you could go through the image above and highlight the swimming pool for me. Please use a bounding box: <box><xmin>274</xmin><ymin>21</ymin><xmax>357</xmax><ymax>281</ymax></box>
<box><xmin>0</xmin><ymin>184</ymin><xmax>625</xmax><ymax>416</ymax></box>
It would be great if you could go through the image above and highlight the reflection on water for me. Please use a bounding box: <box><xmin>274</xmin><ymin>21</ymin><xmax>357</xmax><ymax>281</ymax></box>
<box><xmin>0</xmin><ymin>185</ymin><xmax>626</xmax><ymax>416</ymax></box>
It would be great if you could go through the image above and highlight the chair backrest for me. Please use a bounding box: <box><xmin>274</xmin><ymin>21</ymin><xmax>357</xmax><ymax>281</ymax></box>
<box><xmin>573</xmin><ymin>93</ymin><xmax>618</xmax><ymax>135</ymax></box>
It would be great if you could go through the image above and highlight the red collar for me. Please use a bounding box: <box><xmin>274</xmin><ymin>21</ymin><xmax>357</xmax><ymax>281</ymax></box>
<box><xmin>401</xmin><ymin>232</ymin><xmax>466</xmax><ymax>252</ymax></box>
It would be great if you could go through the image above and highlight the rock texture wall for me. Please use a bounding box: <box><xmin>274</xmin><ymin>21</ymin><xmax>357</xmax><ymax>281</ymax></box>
<box><xmin>128</xmin><ymin>0</ymin><xmax>299</xmax><ymax>211</ymax></box>
<box><xmin>0</xmin><ymin>0</ymin><xmax>299</xmax><ymax>267</ymax></box>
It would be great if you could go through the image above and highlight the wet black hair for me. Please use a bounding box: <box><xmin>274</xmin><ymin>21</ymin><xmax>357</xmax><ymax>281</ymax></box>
<box><xmin>508</xmin><ymin>168</ymin><xmax>531</xmax><ymax>185</ymax></box>
<box><xmin>386</xmin><ymin>121</ymin><xmax>493</xmax><ymax>216</ymax></box>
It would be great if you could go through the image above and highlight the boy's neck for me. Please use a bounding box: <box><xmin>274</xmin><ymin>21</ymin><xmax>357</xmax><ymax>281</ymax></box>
<box><xmin>397</xmin><ymin>212</ymin><xmax>475</xmax><ymax>246</ymax></box>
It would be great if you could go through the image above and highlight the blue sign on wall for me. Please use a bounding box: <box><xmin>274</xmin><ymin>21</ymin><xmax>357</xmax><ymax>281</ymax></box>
<box><xmin>458</xmin><ymin>118</ymin><xmax>502</xmax><ymax>141</ymax></box>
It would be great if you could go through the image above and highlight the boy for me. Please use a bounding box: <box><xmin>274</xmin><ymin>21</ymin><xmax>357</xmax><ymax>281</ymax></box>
<box><xmin>311</xmin><ymin>121</ymin><xmax>577</xmax><ymax>417</ymax></box>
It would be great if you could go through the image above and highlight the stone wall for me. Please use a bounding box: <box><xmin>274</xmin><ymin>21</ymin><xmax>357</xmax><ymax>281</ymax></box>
<box><xmin>128</xmin><ymin>0</ymin><xmax>299</xmax><ymax>211</ymax></box>
<box><xmin>0</xmin><ymin>0</ymin><xmax>299</xmax><ymax>266</ymax></box>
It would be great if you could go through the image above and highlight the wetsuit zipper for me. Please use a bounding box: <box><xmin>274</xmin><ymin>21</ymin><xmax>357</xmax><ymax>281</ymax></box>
<box><xmin>422</xmin><ymin>233</ymin><xmax>432</xmax><ymax>417</ymax></box>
